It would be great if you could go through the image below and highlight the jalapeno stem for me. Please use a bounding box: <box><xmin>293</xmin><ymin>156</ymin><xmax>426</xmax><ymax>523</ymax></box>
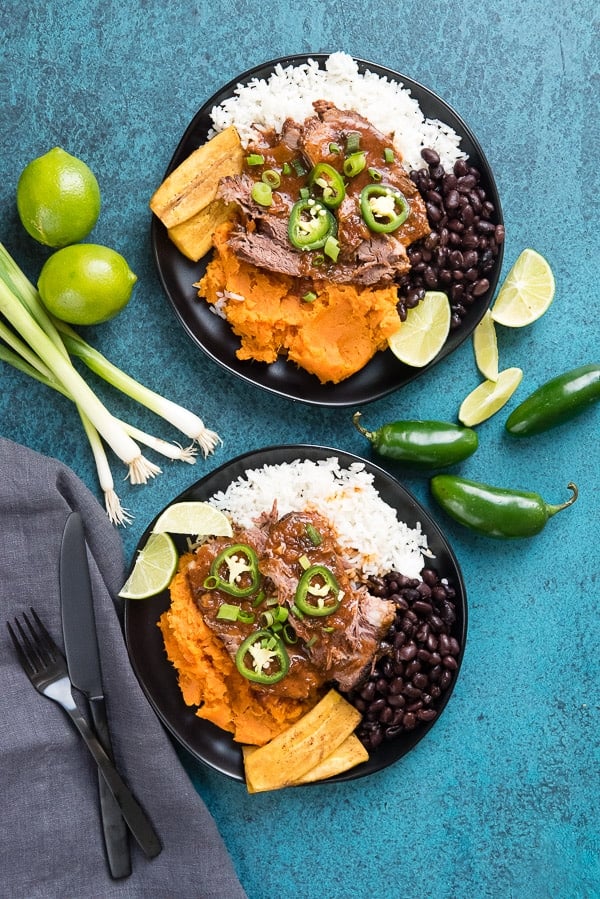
<box><xmin>352</xmin><ymin>411</ymin><xmax>376</xmax><ymax>441</ymax></box>
<box><xmin>546</xmin><ymin>482</ymin><xmax>579</xmax><ymax>517</ymax></box>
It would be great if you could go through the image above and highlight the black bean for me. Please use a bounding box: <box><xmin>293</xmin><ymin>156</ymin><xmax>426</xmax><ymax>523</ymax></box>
<box><xmin>421</xmin><ymin>147</ymin><xmax>440</xmax><ymax>167</ymax></box>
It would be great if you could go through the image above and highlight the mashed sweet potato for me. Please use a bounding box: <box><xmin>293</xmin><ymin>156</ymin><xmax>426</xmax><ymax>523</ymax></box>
<box><xmin>198</xmin><ymin>222</ymin><xmax>402</xmax><ymax>384</ymax></box>
<box><xmin>158</xmin><ymin>555</ymin><xmax>313</xmax><ymax>746</ymax></box>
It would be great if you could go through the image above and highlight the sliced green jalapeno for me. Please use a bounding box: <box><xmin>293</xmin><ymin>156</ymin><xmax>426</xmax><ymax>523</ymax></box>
<box><xmin>360</xmin><ymin>184</ymin><xmax>409</xmax><ymax>233</ymax></box>
<box><xmin>353</xmin><ymin>412</ymin><xmax>478</xmax><ymax>470</ymax></box>
<box><xmin>294</xmin><ymin>564</ymin><xmax>342</xmax><ymax>616</ymax></box>
<box><xmin>308</xmin><ymin>162</ymin><xmax>345</xmax><ymax>209</ymax></box>
<box><xmin>505</xmin><ymin>363</ymin><xmax>600</xmax><ymax>437</ymax></box>
<box><xmin>204</xmin><ymin>543</ymin><xmax>260</xmax><ymax>597</ymax></box>
<box><xmin>430</xmin><ymin>475</ymin><xmax>578</xmax><ymax>539</ymax></box>
<box><xmin>235</xmin><ymin>629</ymin><xmax>289</xmax><ymax>684</ymax></box>
<box><xmin>288</xmin><ymin>199</ymin><xmax>337</xmax><ymax>251</ymax></box>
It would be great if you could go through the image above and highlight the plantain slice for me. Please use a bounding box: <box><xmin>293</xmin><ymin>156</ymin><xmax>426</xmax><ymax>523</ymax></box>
<box><xmin>150</xmin><ymin>125</ymin><xmax>243</xmax><ymax>229</ymax></box>
<box><xmin>167</xmin><ymin>199</ymin><xmax>235</xmax><ymax>261</ymax></box>
<box><xmin>242</xmin><ymin>689</ymin><xmax>364</xmax><ymax>793</ymax></box>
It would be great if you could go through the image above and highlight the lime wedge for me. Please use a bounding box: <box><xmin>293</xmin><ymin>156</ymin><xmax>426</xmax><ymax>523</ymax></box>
<box><xmin>388</xmin><ymin>290</ymin><xmax>451</xmax><ymax>367</ymax></box>
<box><xmin>491</xmin><ymin>249</ymin><xmax>555</xmax><ymax>327</ymax></box>
<box><xmin>473</xmin><ymin>310</ymin><xmax>499</xmax><ymax>381</ymax></box>
<box><xmin>459</xmin><ymin>367</ymin><xmax>523</xmax><ymax>426</ymax></box>
<box><xmin>152</xmin><ymin>501</ymin><xmax>233</xmax><ymax>537</ymax></box>
<box><xmin>118</xmin><ymin>532</ymin><xmax>178</xmax><ymax>600</ymax></box>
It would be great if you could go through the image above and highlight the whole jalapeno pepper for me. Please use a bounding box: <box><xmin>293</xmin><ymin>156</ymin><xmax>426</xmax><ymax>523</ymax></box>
<box><xmin>430</xmin><ymin>475</ymin><xmax>578</xmax><ymax>539</ymax></box>
<box><xmin>505</xmin><ymin>363</ymin><xmax>600</xmax><ymax>436</ymax></box>
<box><xmin>353</xmin><ymin>412</ymin><xmax>478</xmax><ymax>470</ymax></box>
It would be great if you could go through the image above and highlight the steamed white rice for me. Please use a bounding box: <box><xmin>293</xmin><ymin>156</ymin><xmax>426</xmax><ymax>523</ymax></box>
<box><xmin>210</xmin><ymin>52</ymin><xmax>466</xmax><ymax>172</ymax></box>
<box><xmin>209</xmin><ymin>457</ymin><xmax>432</xmax><ymax>580</ymax></box>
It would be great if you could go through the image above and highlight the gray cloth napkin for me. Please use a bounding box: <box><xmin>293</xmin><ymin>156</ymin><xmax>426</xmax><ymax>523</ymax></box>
<box><xmin>0</xmin><ymin>437</ymin><xmax>247</xmax><ymax>899</ymax></box>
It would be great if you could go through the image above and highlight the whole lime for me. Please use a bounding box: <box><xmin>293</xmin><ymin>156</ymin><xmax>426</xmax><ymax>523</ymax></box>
<box><xmin>38</xmin><ymin>244</ymin><xmax>137</xmax><ymax>325</ymax></box>
<box><xmin>16</xmin><ymin>147</ymin><xmax>101</xmax><ymax>248</ymax></box>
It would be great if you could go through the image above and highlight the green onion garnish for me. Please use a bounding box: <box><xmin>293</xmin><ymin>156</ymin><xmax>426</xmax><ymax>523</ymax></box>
<box><xmin>262</xmin><ymin>169</ymin><xmax>281</xmax><ymax>188</ymax></box>
<box><xmin>384</xmin><ymin>147</ymin><xmax>395</xmax><ymax>163</ymax></box>
<box><xmin>251</xmin><ymin>182</ymin><xmax>273</xmax><ymax>206</ymax></box>
<box><xmin>246</xmin><ymin>154</ymin><xmax>264</xmax><ymax>166</ymax></box>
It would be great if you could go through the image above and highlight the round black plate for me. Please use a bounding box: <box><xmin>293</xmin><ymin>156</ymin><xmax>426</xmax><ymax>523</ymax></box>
<box><xmin>124</xmin><ymin>445</ymin><xmax>467</xmax><ymax>784</ymax></box>
<box><xmin>151</xmin><ymin>54</ymin><xmax>504</xmax><ymax>407</ymax></box>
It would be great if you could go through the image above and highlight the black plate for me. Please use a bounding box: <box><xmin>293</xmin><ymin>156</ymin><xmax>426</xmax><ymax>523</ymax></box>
<box><xmin>124</xmin><ymin>445</ymin><xmax>467</xmax><ymax>784</ymax></box>
<box><xmin>152</xmin><ymin>54</ymin><xmax>503</xmax><ymax>407</ymax></box>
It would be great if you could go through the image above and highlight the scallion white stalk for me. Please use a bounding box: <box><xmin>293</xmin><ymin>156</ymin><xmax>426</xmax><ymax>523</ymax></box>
<box><xmin>0</xmin><ymin>343</ymin><xmax>131</xmax><ymax>525</ymax></box>
<box><xmin>57</xmin><ymin>324</ymin><xmax>221</xmax><ymax>456</ymax></box>
<box><xmin>0</xmin><ymin>278</ymin><xmax>159</xmax><ymax>483</ymax></box>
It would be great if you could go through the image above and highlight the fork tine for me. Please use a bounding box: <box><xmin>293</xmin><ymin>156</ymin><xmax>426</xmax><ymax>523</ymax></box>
<box><xmin>28</xmin><ymin>607</ymin><xmax>61</xmax><ymax>660</ymax></box>
<box><xmin>6</xmin><ymin>619</ymin><xmax>35</xmax><ymax>677</ymax></box>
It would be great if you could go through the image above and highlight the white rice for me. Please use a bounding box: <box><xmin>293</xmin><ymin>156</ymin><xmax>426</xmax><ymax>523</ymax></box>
<box><xmin>209</xmin><ymin>52</ymin><xmax>466</xmax><ymax>172</ymax></box>
<box><xmin>209</xmin><ymin>457</ymin><xmax>432</xmax><ymax>580</ymax></box>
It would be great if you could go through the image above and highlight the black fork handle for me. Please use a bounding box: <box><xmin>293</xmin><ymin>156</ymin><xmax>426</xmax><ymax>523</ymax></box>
<box><xmin>61</xmin><ymin>700</ymin><xmax>162</xmax><ymax>860</ymax></box>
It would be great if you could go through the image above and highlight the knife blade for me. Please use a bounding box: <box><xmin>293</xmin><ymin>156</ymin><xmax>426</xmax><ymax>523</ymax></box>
<box><xmin>59</xmin><ymin>511</ymin><xmax>132</xmax><ymax>879</ymax></box>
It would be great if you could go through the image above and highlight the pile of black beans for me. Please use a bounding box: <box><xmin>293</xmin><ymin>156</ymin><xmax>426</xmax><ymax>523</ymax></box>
<box><xmin>396</xmin><ymin>148</ymin><xmax>505</xmax><ymax>329</ymax></box>
<box><xmin>344</xmin><ymin>567</ymin><xmax>461</xmax><ymax>752</ymax></box>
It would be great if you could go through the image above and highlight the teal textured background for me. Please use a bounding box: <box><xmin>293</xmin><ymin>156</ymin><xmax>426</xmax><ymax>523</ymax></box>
<box><xmin>1</xmin><ymin>2</ymin><xmax>599</xmax><ymax>897</ymax></box>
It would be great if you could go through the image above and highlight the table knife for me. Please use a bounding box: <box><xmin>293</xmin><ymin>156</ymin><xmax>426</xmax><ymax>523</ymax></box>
<box><xmin>59</xmin><ymin>511</ymin><xmax>133</xmax><ymax>878</ymax></box>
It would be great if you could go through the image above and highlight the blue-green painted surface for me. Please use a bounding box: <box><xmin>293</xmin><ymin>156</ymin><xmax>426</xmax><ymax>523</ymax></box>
<box><xmin>1</xmin><ymin>3</ymin><xmax>599</xmax><ymax>897</ymax></box>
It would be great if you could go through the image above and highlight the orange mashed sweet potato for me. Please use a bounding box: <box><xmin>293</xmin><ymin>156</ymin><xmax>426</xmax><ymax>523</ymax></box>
<box><xmin>158</xmin><ymin>555</ymin><xmax>313</xmax><ymax>746</ymax></box>
<box><xmin>198</xmin><ymin>222</ymin><xmax>402</xmax><ymax>384</ymax></box>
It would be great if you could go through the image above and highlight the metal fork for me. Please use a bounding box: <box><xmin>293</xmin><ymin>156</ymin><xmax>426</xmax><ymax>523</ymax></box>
<box><xmin>7</xmin><ymin>609</ymin><xmax>162</xmax><ymax>860</ymax></box>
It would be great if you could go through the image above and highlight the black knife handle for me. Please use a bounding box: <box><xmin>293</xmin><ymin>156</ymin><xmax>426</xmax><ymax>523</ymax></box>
<box><xmin>61</xmin><ymin>699</ymin><xmax>162</xmax><ymax>860</ymax></box>
<box><xmin>89</xmin><ymin>698</ymin><xmax>132</xmax><ymax>879</ymax></box>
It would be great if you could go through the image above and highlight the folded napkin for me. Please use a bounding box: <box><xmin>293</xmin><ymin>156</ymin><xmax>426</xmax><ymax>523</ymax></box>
<box><xmin>0</xmin><ymin>438</ymin><xmax>247</xmax><ymax>899</ymax></box>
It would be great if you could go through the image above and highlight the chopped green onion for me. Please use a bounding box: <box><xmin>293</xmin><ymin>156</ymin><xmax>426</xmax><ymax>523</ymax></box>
<box><xmin>312</xmin><ymin>253</ymin><xmax>325</xmax><ymax>267</ymax></box>
<box><xmin>282</xmin><ymin>162</ymin><xmax>291</xmax><ymax>175</ymax></box>
<box><xmin>329</xmin><ymin>142</ymin><xmax>341</xmax><ymax>154</ymax></box>
<box><xmin>290</xmin><ymin>603</ymin><xmax>304</xmax><ymax>619</ymax></box>
<box><xmin>298</xmin><ymin>554</ymin><xmax>311</xmax><ymax>569</ymax></box>
<box><xmin>237</xmin><ymin>609</ymin><xmax>256</xmax><ymax>624</ymax></box>
<box><xmin>251</xmin><ymin>182</ymin><xmax>273</xmax><ymax>206</ymax></box>
<box><xmin>302</xmin><ymin>291</ymin><xmax>317</xmax><ymax>304</ymax></box>
<box><xmin>217</xmin><ymin>603</ymin><xmax>241</xmax><ymax>621</ymax></box>
<box><xmin>368</xmin><ymin>168</ymin><xmax>383</xmax><ymax>182</ymax></box>
<box><xmin>246</xmin><ymin>153</ymin><xmax>264</xmax><ymax>166</ymax></box>
<box><xmin>343</xmin><ymin>152</ymin><xmax>366</xmax><ymax>178</ymax></box>
<box><xmin>291</xmin><ymin>158</ymin><xmax>307</xmax><ymax>177</ymax></box>
<box><xmin>299</xmin><ymin>186</ymin><xmax>310</xmax><ymax>199</ymax></box>
<box><xmin>345</xmin><ymin>132</ymin><xmax>361</xmax><ymax>154</ymax></box>
<box><xmin>252</xmin><ymin>591</ymin><xmax>266</xmax><ymax>608</ymax></box>
<box><xmin>262</xmin><ymin>169</ymin><xmax>281</xmax><ymax>188</ymax></box>
<box><xmin>305</xmin><ymin>635</ymin><xmax>318</xmax><ymax>649</ymax></box>
<box><xmin>324</xmin><ymin>235</ymin><xmax>340</xmax><ymax>262</ymax></box>
<box><xmin>384</xmin><ymin>147</ymin><xmax>395</xmax><ymax>163</ymax></box>
<box><xmin>282</xmin><ymin>624</ymin><xmax>298</xmax><ymax>644</ymax></box>
<box><xmin>321</xmin><ymin>626</ymin><xmax>335</xmax><ymax>633</ymax></box>
<box><xmin>305</xmin><ymin>523</ymin><xmax>323</xmax><ymax>546</ymax></box>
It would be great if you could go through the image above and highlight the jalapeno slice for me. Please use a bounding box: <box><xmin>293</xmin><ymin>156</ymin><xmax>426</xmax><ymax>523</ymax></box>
<box><xmin>204</xmin><ymin>543</ymin><xmax>260</xmax><ymax>597</ymax></box>
<box><xmin>360</xmin><ymin>183</ymin><xmax>409</xmax><ymax>233</ymax></box>
<box><xmin>288</xmin><ymin>199</ymin><xmax>337</xmax><ymax>250</ymax></box>
<box><xmin>308</xmin><ymin>162</ymin><xmax>346</xmax><ymax>209</ymax></box>
<box><xmin>235</xmin><ymin>629</ymin><xmax>290</xmax><ymax>684</ymax></box>
<box><xmin>294</xmin><ymin>564</ymin><xmax>342</xmax><ymax>616</ymax></box>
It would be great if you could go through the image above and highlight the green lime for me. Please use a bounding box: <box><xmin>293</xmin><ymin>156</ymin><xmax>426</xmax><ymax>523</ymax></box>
<box><xmin>388</xmin><ymin>290</ymin><xmax>451</xmax><ymax>367</ymax></box>
<box><xmin>490</xmin><ymin>248</ymin><xmax>555</xmax><ymax>327</ymax></box>
<box><xmin>16</xmin><ymin>147</ymin><xmax>101</xmax><ymax>248</ymax></box>
<box><xmin>458</xmin><ymin>367</ymin><xmax>523</xmax><ymax>426</ymax></box>
<box><xmin>152</xmin><ymin>501</ymin><xmax>233</xmax><ymax>538</ymax></box>
<box><xmin>38</xmin><ymin>243</ymin><xmax>137</xmax><ymax>325</ymax></box>
<box><xmin>118</xmin><ymin>532</ymin><xmax>178</xmax><ymax>600</ymax></box>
